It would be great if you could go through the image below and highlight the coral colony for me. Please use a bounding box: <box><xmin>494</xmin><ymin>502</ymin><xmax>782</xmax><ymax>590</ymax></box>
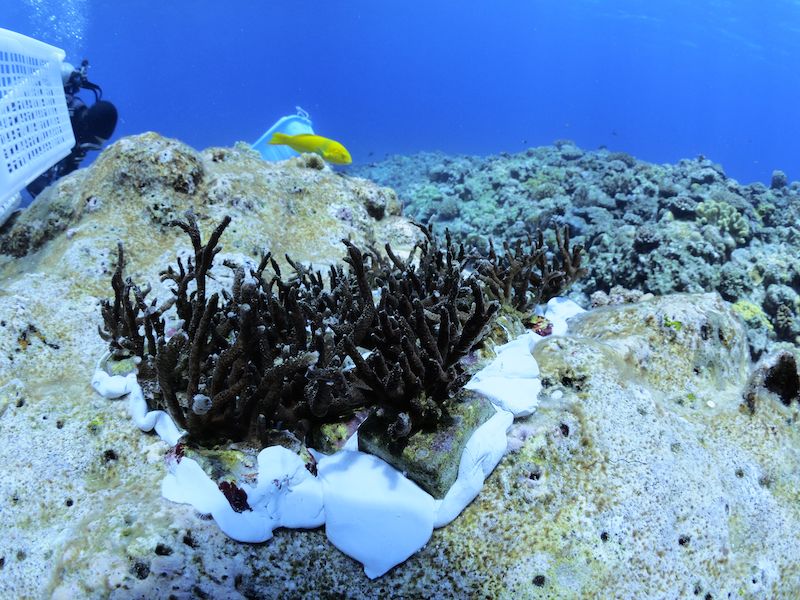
<box><xmin>474</xmin><ymin>228</ymin><xmax>587</xmax><ymax>312</ymax></box>
<box><xmin>99</xmin><ymin>211</ymin><xmax>585</xmax><ymax>456</ymax></box>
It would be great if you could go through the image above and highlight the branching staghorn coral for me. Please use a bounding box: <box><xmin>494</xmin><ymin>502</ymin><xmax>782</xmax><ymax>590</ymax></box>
<box><xmin>99</xmin><ymin>214</ymin><xmax>583</xmax><ymax>447</ymax></box>
<box><xmin>473</xmin><ymin>227</ymin><xmax>587</xmax><ymax>312</ymax></box>
<box><xmin>102</xmin><ymin>213</ymin><xmax>321</xmax><ymax>443</ymax></box>
<box><xmin>341</xmin><ymin>224</ymin><xmax>500</xmax><ymax>439</ymax></box>
<box><xmin>98</xmin><ymin>242</ymin><xmax>169</xmax><ymax>359</ymax></box>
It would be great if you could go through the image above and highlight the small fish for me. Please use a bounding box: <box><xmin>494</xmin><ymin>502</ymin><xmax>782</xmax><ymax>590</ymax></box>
<box><xmin>269</xmin><ymin>132</ymin><xmax>352</xmax><ymax>164</ymax></box>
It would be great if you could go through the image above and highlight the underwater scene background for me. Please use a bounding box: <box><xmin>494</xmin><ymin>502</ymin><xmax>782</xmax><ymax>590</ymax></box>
<box><xmin>5</xmin><ymin>0</ymin><xmax>800</xmax><ymax>184</ymax></box>
<box><xmin>3</xmin><ymin>2</ymin><xmax>800</xmax><ymax>599</ymax></box>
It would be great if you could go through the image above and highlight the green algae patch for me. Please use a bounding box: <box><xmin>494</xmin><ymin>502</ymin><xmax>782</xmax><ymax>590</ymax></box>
<box><xmin>430</xmin><ymin>399</ymin><xmax>617</xmax><ymax>598</ymax></box>
<box><xmin>86</xmin><ymin>415</ymin><xmax>104</xmax><ymax>434</ymax></box>
<box><xmin>309</xmin><ymin>412</ymin><xmax>369</xmax><ymax>454</ymax></box>
<box><xmin>181</xmin><ymin>445</ymin><xmax>257</xmax><ymax>485</ymax></box>
<box><xmin>104</xmin><ymin>357</ymin><xmax>139</xmax><ymax>377</ymax></box>
<box><xmin>359</xmin><ymin>390</ymin><xmax>496</xmax><ymax>497</ymax></box>
<box><xmin>311</xmin><ymin>421</ymin><xmax>352</xmax><ymax>454</ymax></box>
<box><xmin>732</xmin><ymin>299</ymin><xmax>774</xmax><ymax>331</ymax></box>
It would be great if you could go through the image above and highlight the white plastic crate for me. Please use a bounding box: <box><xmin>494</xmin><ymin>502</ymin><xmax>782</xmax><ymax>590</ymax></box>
<box><xmin>0</xmin><ymin>28</ymin><xmax>74</xmax><ymax>224</ymax></box>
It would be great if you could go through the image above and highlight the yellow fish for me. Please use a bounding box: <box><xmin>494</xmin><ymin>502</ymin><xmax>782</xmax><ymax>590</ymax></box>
<box><xmin>269</xmin><ymin>132</ymin><xmax>352</xmax><ymax>165</ymax></box>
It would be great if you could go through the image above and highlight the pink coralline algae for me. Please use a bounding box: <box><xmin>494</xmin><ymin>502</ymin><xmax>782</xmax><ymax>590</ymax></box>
<box><xmin>528</xmin><ymin>315</ymin><xmax>553</xmax><ymax>337</ymax></box>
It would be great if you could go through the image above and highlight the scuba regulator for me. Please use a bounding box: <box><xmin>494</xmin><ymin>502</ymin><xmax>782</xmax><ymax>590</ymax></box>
<box><xmin>62</xmin><ymin>59</ymin><xmax>104</xmax><ymax>101</ymax></box>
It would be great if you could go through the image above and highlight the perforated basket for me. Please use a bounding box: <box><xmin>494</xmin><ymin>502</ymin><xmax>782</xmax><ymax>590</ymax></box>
<box><xmin>0</xmin><ymin>28</ymin><xmax>74</xmax><ymax>221</ymax></box>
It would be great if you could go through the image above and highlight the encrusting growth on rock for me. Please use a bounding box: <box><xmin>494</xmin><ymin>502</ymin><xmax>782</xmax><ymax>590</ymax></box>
<box><xmin>99</xmin><ymin>212</ymin><xmax>584</xmax><ymax>447</ymax></box>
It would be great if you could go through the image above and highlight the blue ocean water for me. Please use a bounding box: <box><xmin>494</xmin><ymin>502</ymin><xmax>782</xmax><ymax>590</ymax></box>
<box><xmin>4</xmin><ymin>0</ymin><xmax>800</xmax><ymax>184</ymax></box>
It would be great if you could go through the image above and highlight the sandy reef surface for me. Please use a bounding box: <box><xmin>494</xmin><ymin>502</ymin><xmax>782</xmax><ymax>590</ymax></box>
<box><xmin>1</xmin><ymin>136</ymin><xmax>799</xmax><ymax>599</ymax></box>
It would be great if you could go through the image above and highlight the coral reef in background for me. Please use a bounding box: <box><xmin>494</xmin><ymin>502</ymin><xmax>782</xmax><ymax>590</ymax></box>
<box><xmin>352</xmin><ymin>145</ymin><xmax>800</xmax><ymax>357</ymax></box>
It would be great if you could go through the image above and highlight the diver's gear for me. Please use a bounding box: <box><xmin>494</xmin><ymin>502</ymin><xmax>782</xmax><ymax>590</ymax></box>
<box><xmin>83</xmin><ymin>100</ymin><xmax>118</xmax><ymax>143</ymax></box>
<box><xmin>60</xmin><ymin>99</ymin><xmax>117</xmax><ymax>176</ymax></box>
<box><xmin>25</xmin><ymin>58</ymin><xmax>117</xmax><ymax>199</ymax></box>
<box><xmin>60</xmin><ymin>61</ymin><xmax>75</xmax><ymax>85</ymax></box>
<box><xmin>63</xmin><ymin>59</ymin><xmax>104</xmax><ymax>101</ymax></box>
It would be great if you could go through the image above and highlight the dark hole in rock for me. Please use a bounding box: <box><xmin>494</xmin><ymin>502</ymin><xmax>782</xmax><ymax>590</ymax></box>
<box><xmin>678</xmin><ymin>535</ymin><xmax>690</xmax><ymax>546</ymax></box>
<box><xmin>155</xmin><ymin>543</ymin><xmax>173</xmax><ymax>556</ymax></box>
<box><xmin>559</xmin><ymin>423</ymin><xmax>570</xmax><ymax>437</ymax></box>
<box><xmin>65</xmin><ymin>498</ymin><xmax>73</xmax><ymax>507</ymax></box>
<box><xmin>183</xmin><ymin>532</ymin><xmax>197</xmax><ymax>548</ymax></box>
<box><xmin>193</xmin><ymin>586</ymin><xmax>211</xmax><ymax>599</ymax></box>
<box><xmin>131</xmin><ymin>560</ymin><xmax>150</xmax><ymax>580</ymax></box>
<box><xmin>533</xmin><ymin>575</ymin><xmax>546</xmax><ymax>587</ymax></box>
<box><xmin>764</xmin><ymin>353</ymin><xmax>799</xmax><ymax>405</ymax></box>
<box><xmin>103</xmin><ymin>449</ymin><xmax>118</xmax><ymax>462</ymax></box>
<box><xmin>600</xmin><ymin>531</ymin><xmax>609</xmax><ymax>542</ymax></box>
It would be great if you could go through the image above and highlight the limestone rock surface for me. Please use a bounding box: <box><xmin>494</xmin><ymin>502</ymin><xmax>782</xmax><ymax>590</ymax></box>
<box><xmin>1</xmin><ymin>134</ymin><xmax>799</xmax><ymax>597</ymax></box>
